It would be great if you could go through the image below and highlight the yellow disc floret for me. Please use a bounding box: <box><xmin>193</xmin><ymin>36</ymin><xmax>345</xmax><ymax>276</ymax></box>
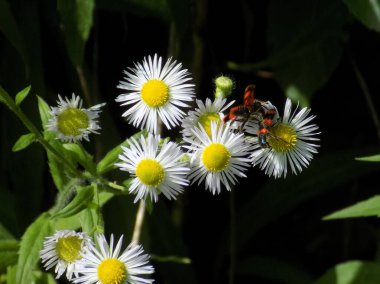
<box><xmin>56</xmin><ymin>236</ymin><xmax>83</xmax><ymax>263</ymax></box>
<box><xmin>98</xmin><ymin>258</ymin><xmax>127</xmax><ymax>284</ymax></box>
<box><xmin>199</xmin><ymin>113</ymin><xmax>221</xmax><ymax>137</ymax></box>
<box><xmin>57</xmin><ymin>108</ymin><xmax>89</xmax><ymax>136</ymax></box>
<box><xmin>202</xmin><ymin>143</ymin><xmax>231</xmax><ymax>172</ymax></box>
<box><xmin>141</xmin><ymin>79</ymin><xmax>170</xmax><ymax>107</ymax></box>
<box><xmin>136</xmin><ymin>159</ymin><xmax>165</xmax><ymax>186</ymax></box>
<box><xmin>267</xmin><ymin>123</ymin><xmax>297</xmax><ymax>152</ymax></box>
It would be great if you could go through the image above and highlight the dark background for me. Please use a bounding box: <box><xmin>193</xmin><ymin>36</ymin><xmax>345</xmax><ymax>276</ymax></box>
<box><xmin>1</xmin><ymin>0</ymin><xmax>380</xmax><ymax>283</ymax></box>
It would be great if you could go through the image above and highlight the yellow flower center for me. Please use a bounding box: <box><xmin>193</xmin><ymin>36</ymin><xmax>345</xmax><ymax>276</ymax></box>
<box><xmin>98</xmin><ymin>258</ymin><xmax>127</xmax><ymax>284</ymax></box>
<box><xmin>202</xmin><ymin>143</ymin><xmax>231</xmax><ymax>172</ymax></box>
<box><xmin>199</xmin><ymin>113</ymin><xmax>221</xmax><ymax>137</ymax></box>
<box><xmin>136</xmin><ymin>159</ymin><xmax>165</xmax><ymax>186</ymax></box>
<box><xmin>56</xmin><ymin>236</ymin><xmax>82</xmax><ymax>263</ymax></box>
<box><xmin>57</xmin><ymin>108</ymin><xmax>89</xmax><ymax>136</ymax></box>
<box><xmin>267</xmin><ymin>123</ymin><xmax>297</xmax><ymax>152</ymax></box>
<box><xmin>141</xmin><ymin>79</ymin><xmax>170</xmax><ymax>107</ymax></box>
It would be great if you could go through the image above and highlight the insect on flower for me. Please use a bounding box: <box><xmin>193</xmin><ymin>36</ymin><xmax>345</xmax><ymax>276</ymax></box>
<box><xmin>223</xmin><ymin>84</ymin><xmax>282</xmax><ymax>148</ymax></box>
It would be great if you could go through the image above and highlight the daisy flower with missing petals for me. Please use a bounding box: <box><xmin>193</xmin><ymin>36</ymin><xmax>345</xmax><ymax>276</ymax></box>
<box><xmin>116</xmin><ymin>54</ymin><xmax>195</xmax><ymax>134</ymax></box>
<box><xmin>73</xmin><ymin>234</ymin><xmax>154</xmax><ymax>284</ymax></box>
<box><xmin>40</xmin><ymin>230</ymin><xmax>92</xmax><ymax>280</ymax></box>
<box><xmin>115</xmin><ymin>133</ymin><xmax>189</xmax><ymax>203</ymax></box>
<box><xmin>249</xmin><ymin>98</ymin><xmax>320</xmax><ymax>178</ymax></box>
<box><xmin>46</xmin><ymin>94</ymin><xmax>106</xmax><ymax>142</ymax></box>
<box><xmin>183</xmin><ymin>121</ymin><xmax>252</xmax><ymax>195</ymax></box>
<box><xmin>181</xmin><ymin>97</ymin><xmax>234</xmax><ymax>139</ymax></box>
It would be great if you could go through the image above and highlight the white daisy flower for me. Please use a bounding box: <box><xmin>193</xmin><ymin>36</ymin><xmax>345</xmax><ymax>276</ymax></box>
<box><xmin>183</xmin><ymin>121</ymin><xmax>252</xmax><ymax>195</ymax></box>
<box><xmin>40</xmin><ymin>230</ymin><xmax>92</xmax><ymax>280</ymax></box>
<box><xmin>181</xmin><ymin>97</ymin><xmax>234</xmax><ymax>139</ymax></box>
<box><xmin>73</xmin><ymin>234</ymin><xmax>154</xmax><ymax>284</ymax></box>
<box><xmin>46</xmin><ymin>94</ymin><xmax>106</xmax><ymax>143</ymax></box>
<box><xmin>115</xmin><ymin>133</ymin><xmax>190</xmax><ymax>203</ymax></box>
<box><xmin>249</xmin><ymin>98</ymin><xmax>320</xmax><ymax>178</ymax></box>
<box><xmin>116</xmin><ymin>54</ymin><xmax>195</xmax><ymax>134</ymax></box>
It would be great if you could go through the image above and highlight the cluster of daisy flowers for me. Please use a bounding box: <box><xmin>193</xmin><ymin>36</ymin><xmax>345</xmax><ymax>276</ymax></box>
<box><xmin>46</xmin><ymin>54</ymin><xmax>320</xmax><ymax>203</ymax></box>
<box><xmin>40</xmin><ymin>230</ymin><xmax>154</xmax><ymax>284</ymax></box>
<box><xmin>41</xmin><ymin>54</ymin><xmax>320</xmax><ymax>282</ymax></box>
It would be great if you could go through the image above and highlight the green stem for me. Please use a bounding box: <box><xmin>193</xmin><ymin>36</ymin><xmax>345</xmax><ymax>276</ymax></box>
<box><xmin>0</xmin><ymin>86</ymin><xmax>82</xmax><ymax>177</ymax></box>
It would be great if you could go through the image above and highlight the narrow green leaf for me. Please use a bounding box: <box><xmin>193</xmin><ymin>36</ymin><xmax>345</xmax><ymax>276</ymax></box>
<box><xmin>0</xmin><ymin>239</ymin><xmax>19</xmax><ymax>271</ymax></box>
<box><xmin>33</xmin><ymin>270</ymin><xmax>58</xmax><ymax>284</ymax></box>
<box><xmin>12</xmin><ymin>133</ymin><xmax>36</xmax><ymax>152</ymax></box>
<box><xmin>236</xmin><ymin>256</ymin><xmax>312</xmax><ymax>284</ymax></box>
<box><xmin>6</xmin><ymin>265</ymin><xmax>17</xmax><ymax>284</ymax></box>
<box><xmin>344</xmin><ymin>0</ymin><xmax>380</xmax><ymax>32</ymax></box>
<box><xmin>324</xmin><ymin>195</ymin><xmax>380</xmax><ymax>220</ymax></box>
<box><xmin>57</xmin><ymin>0</ymin><xmax>95</xmax><ymax>66</ymax></box>
<box><xmin>15</xmin><ymin>86</ymin><xmax>31</xmax><ymax>106</ymax></box>
<box><xmin>356</xmin><ymin>154</ymin><xmax>380</xmax><ymax>162</ymax></box>
<box><xmin>81</xmin><ymin>206</ymin><xmax>103</xmax><ymax>236</ymax></box>
<box><xmin>37</xmin><ymin>96</ymin><xmax>51</xmax><ymax>127</ymax></box>
<box><xmin>63</xmin><ymin>143</ymin><xmax>96</xmax><ymax>174</ymax></box>
<box><xmin>97</xmin><ymin>130</ymin><xmax>147</xmax><ymax>174</ymax></box>
<box><xmin>314</xmin><ymin>260</ymin><xmax>380</xmax><ymax>284</ymax></box>
<box><xmin>16</xmin><ymin>212</ymin><xmax>51</xmax><ymax>284</ymax></box>
<box><xmin>53</xmin><ymin>185</ymin><xmax>95</xmax><ymax>219</ymax></box>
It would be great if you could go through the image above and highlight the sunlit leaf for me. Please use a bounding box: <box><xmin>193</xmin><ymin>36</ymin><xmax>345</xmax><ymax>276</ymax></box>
<box><xmin>16</xmin><ymin>212</ymin><xmax>51</xmax><ymax>284</ymax></box>
<box><xmin>324</xmin><ymin>195</ymin><xmax>380</xmax><ymax>220</ymax></box>
<box><xmin>344</xmin><ymin>0</ymin><xmax>380</xmax><ymax>32</ymax></box>
<box><xmin>356</xmin><ymin>154</ymin><xmax>380</xmax><ymax>162</ymax></box>
<box><xmin>14</xmin><ymin>86</ymin><xmax>30</xmax><ymax>106</ymax></box>
<box><xmin>314</xmin><ymin>260</ymin><xmax>380</xmax><ymax>284</ymax></box>
<box><xmin>12</xmin><ymin>133</ymin><xmax>36</xmax><ymax>152</ymax></box>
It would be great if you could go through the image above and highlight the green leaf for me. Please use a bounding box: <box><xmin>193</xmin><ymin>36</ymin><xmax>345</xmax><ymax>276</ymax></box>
<box><xmin>33</xmin><ymin>270</ymin><xmax>58</xmax><ymax>284</ymax></box>
<box><xmin>324</xmin><ymin>195</ymin><xmax>380</xmax><ymax>220</ymax></box>
<box><xmin>63</xmin><ymin>143</ymin><xmax>96</xmax><ymax>174</ymax></box>
<box><xmin>12</xmin><ymin>133</ymin><xmax>36</xmax><ymax>152</ymax></box>
<box><xmin>356</xmin><ymin>154</ymin><xmax>380</xmax><ymax>162</ymax></box>
<box><xmin>314</xmin><ymin>260</ymin><xmax>380</xmax><ymax>284</ymax></box>
<box><xmin>6</xmin><ymin>265</ymin><xmax>17</xmax><ymax>284</ymax></box>
<box><xmin>236</xmin><ymin>256</ymin><xmax>312</xmax><ymax>284</ymax></box>
<box><xmin>37</xmin><ymin>96</ymin><xmax>51</xmax><ymax>127</ymax></box>
<box><xmin>15</xmin><ymin>86</ymin><xmax>30</xmax><ymax>106</ymax></box>
<box><xmin>0</xmin><ymin>239</ymin><xmax>19</xmax><ymax>271</ymax></box>
<box><xmin>97</xmin><ymin>130</ymin><xmax>147</xmax><ymax>174</ymax></box>
<box><xmin>16</xmin><ymin>212</ymin><xmax>51</xmax><ymax>284</ymax></box>
<box><xmin>57</xmin><ymin>0</ymin><xmax>95</xmax><ymax>66</ymax></box>
<box><xmin>80</xmin><ymin>206</ymin><xmax>103</xmax><ymax>236</ymax></box>
<box><xmin>53</xmin><ymin>184</ymin><xmax>95</xmax><ymax>219</ymax></box>
<box><xmin>344</xmin><ymin>0</ymin><xmax>380</xmax><ymax>32</ymax></box>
